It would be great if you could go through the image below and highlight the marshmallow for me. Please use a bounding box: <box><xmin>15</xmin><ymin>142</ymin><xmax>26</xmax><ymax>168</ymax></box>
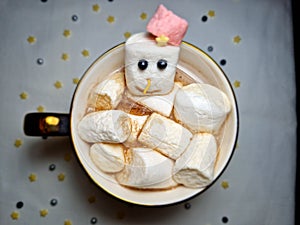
<box><xmin>88</xmin><ymin>72</ymin><xmax>125</xmax><ymax>110</ymax></box>
<box><xmin>173</xmin><ymin>133</ymin><xmax>217</xmax><ymax>188</ymax></box>
<box><xmin>125</xmin><ymin>33</ymin><xmax>180</xmax><ymax>96</ymax></box>
<box><xmin>90</xmin><ymin>143</ymin><xmax>125</xmax><ymax>173</ymax></box>
<box><xmin>138</xmin><ymin>113</ymin><xmax>193</xmax><ymax>160</ymax></box>
<box><xmin>123</xmin><ymin>114</ymin><xmax>149</xmax><ymax>147</ymax></box>
<box><xmin>78</xmin><ymin>110</ymin><xmax>131</xmax><ymax>143</ymax></box>
<box><xmin>115</xmin><ymin>147</ymin><xmax>178</xmax><ymax>189</ymax></box>
<box><xmin>125</xmin><ymin>82</ymin><xmax>182</xmax><ymax>117</ymax></box>
<box><xmin>174</xmin><ymin>83</ymin><xmax>231</xmax><ymax>133</ymax></box>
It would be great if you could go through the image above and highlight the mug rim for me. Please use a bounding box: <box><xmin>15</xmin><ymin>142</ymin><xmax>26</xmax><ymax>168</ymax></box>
<box><xmin>69</xmin><ymin>41</ymin><xmax>239</xmax><ymax>206</ymax></box>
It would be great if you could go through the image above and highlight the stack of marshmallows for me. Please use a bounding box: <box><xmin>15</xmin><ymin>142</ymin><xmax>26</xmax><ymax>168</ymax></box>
<box><xmin>78</xmin><ymin>5</ymin><xmax>231</xmax><ymax>190</ymax></box>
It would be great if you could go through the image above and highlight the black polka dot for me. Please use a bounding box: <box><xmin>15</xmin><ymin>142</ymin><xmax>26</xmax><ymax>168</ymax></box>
<box><xmin>91</xmin><ymin>217</ymin><xmax>98</xmax><ymax>224</ymax></box>
<box><xmin>222</xmin><ymin>216</ymin><xmax>229</xmax><ymax>223</ymax></box>
<box><xmin>16</xmin><ymin>201</ymin><xmax>24</xmax><ymax>209</ymax></box>
<box><xmin>207</xmin><ymin>46</ymin><xmax>214</xmax><ymax>52</ymax></box>
<box><xmin>184</xmin><ymin>202</ymin><xmax>191</xmax><ymax>209</ymax></box>
<box><xmin>50</xmin><ymin>198</ymin><xmax>58</xmax><ymax>206</ymax></box>
<box><xmin>41</xmin><ymin>0</ymin><xmax>48</xmax><ymax>2</ymax></box>
<box><xmin>72</xmin><ymin>15</ymin><xmax>78</xmax><ymax>22</ymax></box>
<box><xmin>108</xmin><ymin>0</ymin><xmax>114</xmax><ymax>2</ymax></box>
<box><xmin>201</xmin><ymin>15</ymin><xmax>208</xmax><ymax>22</ymax></box>
<box><xmin>220</xmin><ymin>59</ymin><xmax>227</xmax><ymax>66</ymax></box>
<box><xmin>49</xmin><ymin>164</ymin><xmax>56</xmax><ymax>171</ymax></box>
<box><xmin>36</xmin><ymin>58</ymin><xmax>44</xmax><ymax>65</ymax></box>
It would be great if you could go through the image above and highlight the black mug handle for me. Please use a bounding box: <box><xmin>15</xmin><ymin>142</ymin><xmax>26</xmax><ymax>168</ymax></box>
<box><xmin>24</xmin><ymin>113</ymin><xmax>70</xmax><ymax>137</ymax></box>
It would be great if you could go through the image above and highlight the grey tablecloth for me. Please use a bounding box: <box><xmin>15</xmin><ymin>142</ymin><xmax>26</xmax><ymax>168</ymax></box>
<box><xmin>0</xmin><ymin>0</ymin><xmax>296</xmax><ymax>224</ymax></box>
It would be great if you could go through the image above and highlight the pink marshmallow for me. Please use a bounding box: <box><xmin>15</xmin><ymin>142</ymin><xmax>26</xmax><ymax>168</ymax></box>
<box><xmin>147</xmin><ymin>4</ymin><xmax>188</xmax><ymax>46</ymax></box>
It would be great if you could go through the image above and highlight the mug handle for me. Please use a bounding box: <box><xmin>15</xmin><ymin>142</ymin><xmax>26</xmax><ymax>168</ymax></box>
<box><xmin>24</xmin><ymin>113</ymin><xmax>70</xmax><ymax>137</ymax></box>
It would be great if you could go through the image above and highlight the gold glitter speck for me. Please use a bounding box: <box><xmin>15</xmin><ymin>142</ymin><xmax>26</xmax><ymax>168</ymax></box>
<box><xmin>123</xmin><ymin>32</ymin><xmax>131</xmax><ymax>39</ymax></box>
<box><xmin>208</xmin><ymin>10</ymin><xmax>215</xmax><ymax>18</ymax></box>
<box><xmin>73</xmin><ymin>78</ymin><xmax>80</xmax><ymax>84</ymax></box>
<box><xmin>92</xmin><ymin>4</ymin><xmax>100</xmax><ymax>12</ymax></box>
<box><xmin>27</xmin><ymin>36</ymin><xmax>36</xmax><ymax>44</ymax></box>
<box><xmin>40</xmin><ymin>209</ymin><xmax>48</xmax><ymax>217</ymax></box>
<box><xmin>29</xmin><ymin>173</ymin><xmax>37</xmax><ymax>182</ymax></box>
<box><xmin>221</xmin><ymin>181</ymin><xmax>229</xmax><ymax>189</ymax></box>
<box><xmin>14</xmin><ymin>139</ymin><xmax>23</xmax><ymax>148</ymax></box>
<box><xmin>233</xmin><ymin>80</ymin><xmax>241</xmax><ymax>88</ymax></box>
<box><xmin>63</xmin><ymin>29</ymin><xmax>71</xmax><ymax>38</ymax></box>
<box><xmin>81</xmin><ymin>49</ymin><xmax>90</xmax><ymax>57</ymax></box>
<box><xmin>54</xmin><ymin>81</ymin><xmax>63</xmax><ymax>89</ymax></box>
<box><xmin>37</xmin><ymin>105</ymin><xmax>45</xmax><ymax>112</ymax></box>
<box><xmin>233</xmin><ymin>35</ymin><xmax>242</xmax><ymax>44</ymax></box>
<box><xmin>107</xmin><ymin>16</ymin><xmax>115</xmax><ymax>23</ymax></box>
<box><xmin>61</xmin><ymin>53</ymin><xmax>69</xmax><ymax>61</ymax></box>
<box><xmin>58</xmin><ymin>173</ymin><xmax>65</xmax><ymax>181</ymax></box>
<box><xmin>64</xmin><ymin>219</ymin><xmax>72</xmax><ymax>225</ymax></box>
<box><xmin>20</xmin><ymin>92</ymin><xmax>28</xmax><ymax>100</ymax></box>
<box><xmin>11</xmin><ymin>211</ymin><xmax>20</xmax><ymax>220</ymax></box>
<box><xmin>140</xmin><ymin>12</ymin><xmax>147</xmax><ymax>20</ymax></box>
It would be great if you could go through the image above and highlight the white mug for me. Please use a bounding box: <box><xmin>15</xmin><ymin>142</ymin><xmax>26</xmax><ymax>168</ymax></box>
<box><xmin>24</xmin><ymin>42</ymin><xmax>239</xmax><ymax>206</ymax></box>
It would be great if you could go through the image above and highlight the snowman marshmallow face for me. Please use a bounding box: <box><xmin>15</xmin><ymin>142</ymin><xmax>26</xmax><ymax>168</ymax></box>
<box><xmin>125</xmin><ymin>33</ymin><xmax>180</xmax><ymax>96</ymax></box>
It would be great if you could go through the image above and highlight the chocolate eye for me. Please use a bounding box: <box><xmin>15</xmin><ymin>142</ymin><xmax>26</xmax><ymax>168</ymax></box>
<box><xmin>157</xmin><ymin>59</ymin><xmax>168</xmax><ymax>70</ymax></box>
<box><xmin>138</xmin><ymin>59</ymin><xmax>148</xmax><ymax>70</ymax></box>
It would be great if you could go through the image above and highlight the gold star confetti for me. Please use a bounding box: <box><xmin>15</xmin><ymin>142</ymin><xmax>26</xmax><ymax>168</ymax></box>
<box><xmin>37</xmin><ymin>105</ymin><xmax>45</xmax><ymax>112</ymax></box>
<box><xmin>64</xmin><ymin>219</ymin><xmax>72</xmax><ymax>225</ymax></box>
<box><xmin>14</xmin><ymin>139</ymin><xmax>23</xmax><ymax>148</ymax></box>
<box><xmin>58</xmin><ymin>173</ymin><xmax>65</xmax><ymax>181</ymax></box>
<box><xmin>54</xmin><ymin>81</ymin><xmax>63</xmax><ymax>89</ymax></box>
<box><xmin>107</xmin><ymin>15</ymin><xmax>115</xmax><ymax>23</ymax></box>
<box><xmin>81</xmin><ymin>49</ymin><xmax>90</xmax><ymax>57</ymax></box>
<box><xmin>92</xmin><ymin>4</ymin><xmax>100</xmax><ymax>12</ymax></box>
<box><xmin>140</xmin><ymin>12</ymin><xmax>147</xmax><ymax>20</ymax></box>
<box><xmin>123</xmin><ymin>32</ymin><xmax>131</xmax><ymax>39</ymax></box>
<box><xmin>61</xmin><ymin>53</ymin><xmax>69</xmax><ymax>61</ymax></box>
<box><xmin>73</xmin><ymin>78</ymin><xmax>80</xmax><ymax>84</ymax></box>
<box><xmin>88</xmin><ymin>196</ymin><xmax>96</xmax><ymax>203</ymax></box>
<box><xmin>208</xmin><ymin>10</ymin><xmax>215</xmax><ymax>18</ymax></box>
<box><xmin>11</xmin><ymin>211</ymin><xmax>20</xmax><ymax>220</ymax></box>
<box><xmin>20</xmin><ymin>92</ymin><xmax>28</xmax><ymax>100</ymax></box>
<box><xmin>40</xmin><ymin>209</ymin><xmax>48</xmax><ymax>217</ymax></box>
<box><xmin>155</xmin><ymin>35</ymin><xmax>169</xmax><ymax>47</ymax></box>
<box><xmin>233</xmin><ymin>35</ymin><xmax>242</xmax><ymax>44</ymax></box>
<box><xmin>63</xmin><ymin>29</ymin><xmax>71</xmax><ymax>38</ymax></box>
<box><xmin>29</xmin><ymin>173</ymin><xmax>37</xmax><ymax>182</ymax></box>
<box><xmin>27</xmin><ymin>36</ymin><xmax>36</xmax><ymax>44</ymax></box>
<box><xmin>221</xmin><ymin>181</ymin><xmax>229</xmax><ymax>189</ymax></box>
<box><xmin>233</xmin><ymin>80</ymin><xmax>241</xmax><ymax>88</ymax></box>
<box><xmin>64</xmin><ymin>152</ymin><xmax>72</xmax><ymax>162</ymax></box>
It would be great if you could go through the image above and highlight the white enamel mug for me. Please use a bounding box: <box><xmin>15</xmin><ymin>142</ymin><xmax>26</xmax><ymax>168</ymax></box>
<box><xmin>24</xmin><ymin>42</ymin><xmax>239</xmax><ymax>206</ymax></box>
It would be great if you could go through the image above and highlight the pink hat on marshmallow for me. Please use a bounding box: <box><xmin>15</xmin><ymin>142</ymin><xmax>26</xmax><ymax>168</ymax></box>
<box><xmin>146</xmin><ymin>4</ymin><xmax>188</xmax><ymax>46</ymax></box>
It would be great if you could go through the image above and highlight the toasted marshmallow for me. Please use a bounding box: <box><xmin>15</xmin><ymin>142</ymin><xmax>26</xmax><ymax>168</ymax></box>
<box><xmin>173</xmin><ymin>133</ymin><xmax>217</xmax><ymax>188</ymax></box>
<box><xmin>138</xmin><ymin>113</ymin><xmax>192</xmax><ymax>159</ymax></box>
<box><xmin>125</xmin><ymin>32</ymin><xmax>180</xmax><ymax>96</ymax></box>
<box><xmin>123</xmin><ymin>114</ymin><xmax>149</xmax><ymax>147</ymax></box>
<box><xmin>174</xmin><ymin>83</ymin><xmax>231</xmax><ymax>133</ymax></box>
<box><xmin>90</xmin><ymin>143</ymin><xmax>125</xmax><ymax>173</ymax></box>
<box><xmin>78</xmin><ymin>110</ymin><xmax>131</xmax><ymax>143</ymax></box>
<box><xmin>88</xmin><ymin>72</ymin><xmax>125</xmax><ymax>110</ymax></box>
<box><xmin>115</xmin><ymin>147</ymin><xmax>178</xmax><ymax>189</ymax></box>
<box><xmin>125</xmin><ymin>82</ymin><xmax>182</xmax><ymax>117</ymax></box>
